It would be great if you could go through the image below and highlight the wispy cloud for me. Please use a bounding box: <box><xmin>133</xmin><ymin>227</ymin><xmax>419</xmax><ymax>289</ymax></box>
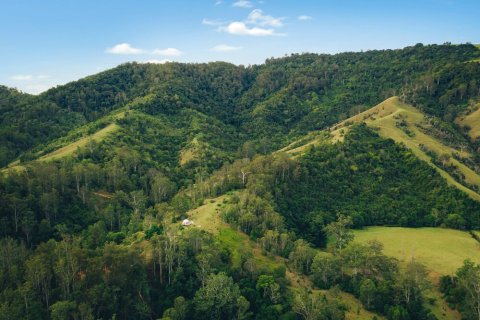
<box><xmin>247</xmin><ymin>9</ymin><xmax>284</xmax><ymax>27</ymax></box>
<box><xmin>106</xmin><ymin>44</ymin><xmax>184</xmax><ymax>57</ymax></box>
<box><xmin>11</xmin><ymin>74</ymin><xmax>50</xmax><ymax>81</ymax></box>
<box><xmin>152</xmin><ymin>48</ymin><xmax>184</xmax><ymax>56</ymax></box>
<box><xmin>215</xmin><ymin>0</ymin><xmax>223</xmax><ymax>5</ymax></box>
<box><xmin>298</xmin><ymin>15</ymin><xmax>313</xmax><ymax>21</ymax></box>
<box><xmin>106</xmin><ymin>43</ymin><xmax>144</xmax><ymax>55</ymax></box>
<box><xmin>10</xmin><ymin>75</ymin><xmax>55</xmax><ymax>94</ymax></box>
<box><xmin>222</xmin><ymin>22</ymin><xmax>276</xmax><ymax>36</ymax></box>
<box><xmin>211</xmin><ymin>44</ymin><xmax>243</xmax><ymax>52</ymax></box>
<box><xmin>11</xmin><ymin>74</ymin><xmax>34</xmax><ymax>81</ymax></box>
<box><xmin>233</xmin><ymin>0</ymin><xmax>253</xmax><ymax>8</ymax></box>
<box><xmin>202</xmin><ymin>18</ymin><xmax>224</xmax><ymax>26</ymax></box>
<box><xmin>24</xmin><ymin>84</ymin><xmax>51</xmax><ymax>95</ymax></box>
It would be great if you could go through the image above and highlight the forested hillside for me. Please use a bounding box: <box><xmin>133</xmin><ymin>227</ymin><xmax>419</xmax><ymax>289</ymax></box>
<box><xmin>2</xmin><ymin>43</ymin><xmax>480</xmax><ymax>320</ymax></box>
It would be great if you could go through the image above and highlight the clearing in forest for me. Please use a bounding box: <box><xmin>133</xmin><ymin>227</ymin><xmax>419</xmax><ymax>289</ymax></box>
<box><xmin>39</xmin><ymin>123</ymin><xmax>120</xmax><ymax>161</ymax></box>
<box><xmin>354</xmin><ymin>226</ymin><xmax>480</xmax><ymax>275</ymax></box>
<box><xmin>456</xmin><ymin>102</ymin><xmax>480</xmax><ymax>139</ymax></box>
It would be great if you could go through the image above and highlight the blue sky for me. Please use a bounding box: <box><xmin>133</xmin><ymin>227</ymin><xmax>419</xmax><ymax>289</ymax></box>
<box><xmin>1</xmin><ymin>0</ymin><xmax>479</xmax><ymax>94</ymax></box>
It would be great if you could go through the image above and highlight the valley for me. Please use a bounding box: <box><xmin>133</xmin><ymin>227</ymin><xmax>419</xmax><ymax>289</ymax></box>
<box><xmin>2</xmin><ymin>43</ymin><xmax>480</xmax><ymax>320</ymax></box>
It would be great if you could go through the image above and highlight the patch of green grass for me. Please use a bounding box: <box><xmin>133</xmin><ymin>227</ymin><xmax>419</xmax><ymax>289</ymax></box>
<box><xmin>425</xmin><ymin>287</ymin><xmax>461</xmax><ymax>320</ymax></box>
<box><xmin>187</xmin><ymin>195</ymin><xmax>281</xmax><ymax>273</ymax></box>
<box><xmin>217</xmin><ymin>227</ymin><xmax>246</xmax><ymax>269</ymax></box>
<box><xmin>338</xmin><ymin>291</ymin><xmax>386</xmax><ymax>320</ymax></box>
<box><xmin>38</xmin><ymin>123</ymin><xmax>120</xmax><ymax>161</ymax></box>
<box><xmin>354</xmin><ymin>227</ymin><xmax>480</xmax><ymax>275</ymax></box>
<box><xmin>187</xmin><ymin>195</ymin><xmax>229</xmax><ymax>234</ymax></box>
<box><xmin>472</xmin><ymin>230</ymin><xmax>480</xmax><ymax>239</ymax></box>
<box><xmin>353</xmin><ymin>226</ymin><xmax>473</xmax><ymax>319</ymax></box>
<box><xmin>456</xmin><ymin>103</ymin><xmax>480</xmax><ymax>139</ymax></box>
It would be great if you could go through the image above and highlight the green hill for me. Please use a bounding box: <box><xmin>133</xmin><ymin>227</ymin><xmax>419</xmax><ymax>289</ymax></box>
<box><xmin>2</xmin><ymin>43</ymin><xmax>480</xmax><ymax>320</ymax></box>
<box><xmin>284</xmin><ymin>97</ymin><xmax>480</xmax><ymax>200</ymax></box>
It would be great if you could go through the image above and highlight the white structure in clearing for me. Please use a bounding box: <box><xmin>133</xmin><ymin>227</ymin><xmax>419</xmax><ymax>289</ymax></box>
<box><xmin>182</xmin><ymin>219</ymin><xmax>193</xmax><ymax>226</ymax></box>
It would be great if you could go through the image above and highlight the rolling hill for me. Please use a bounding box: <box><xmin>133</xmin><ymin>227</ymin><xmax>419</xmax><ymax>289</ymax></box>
<box><xmin>283</xmin><ymin>96</ymin><xmax>480</xmax><ymax>201</ymax></box>
<box><xmin>2</xmin><ymin>43</ymin><xmax>480</xmax><ymax>320</ymax></box>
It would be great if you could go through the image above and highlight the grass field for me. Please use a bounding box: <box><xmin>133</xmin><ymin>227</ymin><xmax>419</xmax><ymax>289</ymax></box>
<box><xmin>354</xmin><ymin>226</ymin><xmax>480</xmax><ymax>275</ymax></box>
<box><xmin>187</xmin><ymin>194</ymin><xmax>283</xmax><ymax>272</ymax></box>
<box><xmin>456</xmin><ymin>103</ymin><xmax>480</xmax><ymax>139</ymax></box>
<box><xmin>353</xmin><ymin>226</ymin><xmax>476</xmax><ymax>319</ymax></box>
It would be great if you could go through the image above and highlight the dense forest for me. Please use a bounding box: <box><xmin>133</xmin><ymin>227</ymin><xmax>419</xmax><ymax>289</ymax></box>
<box><xmin>1</xmin><ymin>43</ymin><xmax>480</xmax><ymax>319</ymax></box>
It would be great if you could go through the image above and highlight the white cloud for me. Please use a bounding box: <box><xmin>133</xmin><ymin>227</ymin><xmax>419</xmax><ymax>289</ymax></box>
<box><xmin>211</xmin><ymin>9</ymin><xmax>286</xmax><ymax>37</ymax></box>
<box><xmin>11</xmin><ymin>74</ymin><xmax>50</xmax><ymax>81</ymax></box>
<box><xmin>233</xmin><ymin>0</ymin><xmax>253</xmax><ymax>8</ymax></box>
<box><xmin>141</xmin><ymin>59</ymin><xmax>172</xmax><ymax>64</ymax></box>
<box><xmin>152</xmin><ymin>48</ymin><xmax>184</xmax><ymax>56</ymax></box>
<box><xmin>11</xmin><ymin>74</ymin><xmax>34</xmax><ymax>81</ymax></box>
<box><xmin>202</xmin><ymin>18</ymin><xmax>223</xmax><ymax>26</ymax></box>
<box><xmin>298</xmin><ymin>15</ymin><xmax>313</xmax><ymax>21</ymax></box>
<box><xmin>222</xmin><ymin>21</ymin><xmax>275</xmax><ymax>36</ymax></box>
<box><xmin>211</xmin><ymin>44</ymin><xmax>243</xmax><ymax>52</ymax></box>
<box><xmin>215</xmin><ymin>0</ymin><xmax>223</xmax><ymax>5</ymax></box>
<box><xmin>24</xmin><ymin>84</ymin><xmax>51</xmax><ymax>95</ymax></box>
<box><xmin>106</xmin><ymin>44</ymin><xmax>184</xmax><ymax>56</ymax></box>
<box><xmin>247</xmin><ymin>9</ymin><xmax>284</xmax><ymax>27</ymax></box>
<box><xmin>106</xmin><ymin>43</ymin><xmax>144</xmax><ymax>55</ymax></box>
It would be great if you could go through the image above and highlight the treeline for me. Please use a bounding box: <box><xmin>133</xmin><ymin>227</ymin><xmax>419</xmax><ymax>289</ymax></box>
<box><xmin>276</xmin><ymin>124</ymin><xmax>480</xmax><ymax>244</ymax></box>
<box><xmin>0</xmin><ymin>225</ymin><xmax>311</xmax><ymax>320</ymax></box>
<box><xmin>220</xmin><ymin>196</ymin><xmax>438</xmax><ymax>319</ymax></box>
<box><xmin>198</xmin><ymin>125</ymin><xmax>480</xmax><ymax>246</ymax></box>
<box><xmin>440</xmin><ymin>260</ymin><xmax>480</xmax><ymax>320</ymax></box>
<box><xmin>2</xmin><ymin>44</ymin><xmax>480</xmax><ymax>167</ymax></box>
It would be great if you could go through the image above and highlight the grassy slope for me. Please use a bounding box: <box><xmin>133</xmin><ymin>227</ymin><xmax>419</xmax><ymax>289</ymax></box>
<box><xmin>353</xmin><ymin>226</ymin><xmax>480</xmax><ymax>319</ymax></box>
<box><xmin>354</xmin><ymin>227</ymin><xmax>480</xmax><ymax>275</ymax></box>
<box><xmin>1</xmin><ymin>111</ymin><xmax>125</xmax><ymax>173</ymax></box>
<box><xmin>456</xmin><ymin>102</ymin><xmax>480</xmax><ymax>139</ymax></box>
<box><xmin>187</xmin><ymin>194</ymin><xmax>283</xmax><ymax>271</ymax></box>
<box><xmin>187</xmin><ymin>195</ymin><xmax>385</xmax><ymax>320</ymax></box>
<box><xmin>353</xmin><ymin>228</ymin><xmax>474</xmax><ymax>320</ymax></box>
<box><xmin>39</xmin><ymin>123</ymin><xmax>119</xmax><ymax>161</ymax></box>
<box><xmin>37</xmin><ymin>109</ymin><xmax>126</xmax><ymax>161</ymax></box>
<box><xmin>2</xmin><ymin>95</ymin><xmax>158</xmax><ymax>170</ymax></box>
<box><xmin>283</xmin><ymin>97</ymin><xmax>480</xmax><ymax>201</ymax></box>
<box><xmin>179</xmin><ymin>137</ymin><xmax>200</xmax><ymax>166</ymax></box>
